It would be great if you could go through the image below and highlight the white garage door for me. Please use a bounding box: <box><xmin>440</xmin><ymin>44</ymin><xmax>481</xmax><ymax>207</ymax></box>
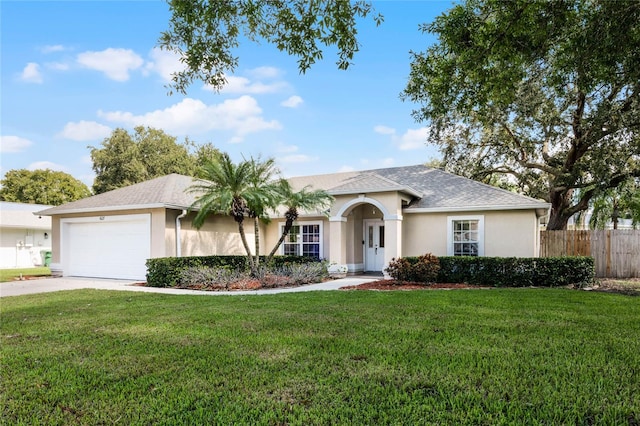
<box><xmin>62</xmin><ymin>214</ymin><xmax>151</xmax><ymax>280</ymax></box>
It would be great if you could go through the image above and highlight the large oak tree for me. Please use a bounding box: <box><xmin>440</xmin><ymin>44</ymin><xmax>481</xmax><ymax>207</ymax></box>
<box><xmin>90</xmin><ymin>126</ymin><xmax>220</xmax><ymax>194</ymax></box>
<box><xmin>403</xmin><ymin>0</ymin><xmax>640</xmax><ymax>230</ymax></box>
<box><xmin>158</xmin><ymin>0</ymin><xmax>382</xmax><ymax>93</ymax></box>
<box><xmin>0</xmin><ymin>169</ymin><xmax>91</xmax><ymax>205</ymax></box>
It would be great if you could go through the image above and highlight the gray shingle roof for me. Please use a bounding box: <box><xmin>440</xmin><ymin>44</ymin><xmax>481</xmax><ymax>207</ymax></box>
<box><xmin>288</xmin><ymin>164</ymin><xmax>549</xmax><ymax>212</ymax></box>
<box><xmin>37</xmin><ymin>174</ymin><xmax>198</xmax><ymax>215</ymax></box>
<box><xmin>38</xmin><ymin>165</ymin><xmax>549</xmax><ymax>216</ymax></box>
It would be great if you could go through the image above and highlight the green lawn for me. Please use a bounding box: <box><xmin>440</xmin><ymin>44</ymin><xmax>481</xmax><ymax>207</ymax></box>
<box><xmin>2</xmin><ymin>289</ymin><xmax>639</xmax><ymax>424</ymax></box>
<box><xmin>0</xmin><ymin>267</ymin><xmax>51</xmax><ymax>283</ymax></box>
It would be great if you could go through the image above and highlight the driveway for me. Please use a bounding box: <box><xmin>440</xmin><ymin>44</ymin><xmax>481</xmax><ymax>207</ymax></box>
<box><xmin>0</xmin><ymin>276</ymin><xmax>380</xmax><ymax>298</ymax></box>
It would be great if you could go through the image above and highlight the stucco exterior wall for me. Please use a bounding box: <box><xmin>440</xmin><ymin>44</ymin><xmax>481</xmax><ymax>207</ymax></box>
<box><xmin>171</xmin><ymin>211</ymin><xmax>254</xmax><ymax>257</ymax></box>
<box><xmin>402</xmin><ymin>209</ymin><xmax>540</xmax><ymax>257</ymax></box>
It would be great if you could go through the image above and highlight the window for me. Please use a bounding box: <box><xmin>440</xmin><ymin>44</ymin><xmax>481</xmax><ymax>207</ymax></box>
<box><xmin>281</xmin><ymin>221</ymin><xmax>322</xmax><ymax>259</ymax></box>
<box><xmin>447</xmin><ymin>216</ymin><xmax>484</xmax><ymax>256</ymax></box>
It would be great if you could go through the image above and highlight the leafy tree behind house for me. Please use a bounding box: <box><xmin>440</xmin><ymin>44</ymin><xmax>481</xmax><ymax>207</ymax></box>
<box><xmin>403</xmin><ymin>0</ymin><xmax>640</xmax><ymax>230</ymax></box>
<box><xmin>575</xmin><ymin>178</ymin><xmax>640</xmax><ymax>229</ymax></box>
<box><xmin>90</xmin><ymin>126</ymin><xmax>220</xmax><ymax>194</ymax></box>
<box><xmin>0</xmin><ymin>169</ymin><xmax>91</xmax><ymax>205</ymax></box>
<box><xmin>158</xmin><ymin>0</ymin><xmax>382</xmax><ymax>94</ymax></box>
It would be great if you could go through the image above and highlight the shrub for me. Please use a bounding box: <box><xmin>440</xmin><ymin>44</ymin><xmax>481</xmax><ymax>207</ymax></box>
<box><xmin>385</xmin><ymin>253</ymin><xmax>440</xmax><ymax>284</ymax></box>
<box><xmin>436</xmin><ymin>256</ymin><xmax>594</xmax><ymax>288</ymax></box>
<box><xmin>146</xmin><ymin>255</ymin><xmax>322</xmax><ymax>288</ymax></box>
<box><xmin>179</xmin><ymin>266</ymin><xmax>245</xmax><ymax>290</ymax></box>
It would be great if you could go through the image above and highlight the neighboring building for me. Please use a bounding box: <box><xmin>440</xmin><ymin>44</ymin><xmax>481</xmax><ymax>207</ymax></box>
<box><xmin>37</xmin><ymin>165</ymin><xmax>550</xmax><ymax>280</ymax></box>
<box><xmin>0</xmin><ymin>202</ymin><xmax>52</xmax><ymax>268</ymax></box>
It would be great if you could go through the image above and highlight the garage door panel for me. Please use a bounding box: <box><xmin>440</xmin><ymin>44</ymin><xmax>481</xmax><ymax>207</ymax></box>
<box><xmin>64</xmin><ymin>215</ymin><xmax>150</xmax><ymax>280</ymax></box>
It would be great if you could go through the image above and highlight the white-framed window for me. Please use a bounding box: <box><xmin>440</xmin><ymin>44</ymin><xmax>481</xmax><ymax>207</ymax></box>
<box><xmin>447</xmin><ymin>215</ymin><xmax>484</xmax><ymax>256</ymax></box>
<box><xmin>280</xmin><ymin>221</ymin><xmax>323</xmax><ymax>259</ymax></box>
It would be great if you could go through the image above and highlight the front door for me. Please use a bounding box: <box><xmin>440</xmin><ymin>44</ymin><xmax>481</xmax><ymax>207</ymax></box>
<box><xmin>364</xmin><ymin>220</ymin><xmax>385</xmax><ymax>272</ymax></box>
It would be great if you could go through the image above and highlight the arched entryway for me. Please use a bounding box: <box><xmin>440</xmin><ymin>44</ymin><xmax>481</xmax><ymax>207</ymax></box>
<box><xmin>330</xmin><ymin>196</ymin><xmax>402</xmax><ymax>275</ymax></box>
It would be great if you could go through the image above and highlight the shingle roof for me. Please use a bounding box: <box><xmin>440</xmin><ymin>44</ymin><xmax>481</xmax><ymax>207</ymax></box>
<box><xmin>37</xmin><ymin>174</ymin><xmax>198</xmax><ymax>215</ymax></box>
<box><xmin>288</xmin><ymin>164</ymin><xmax>549</xmax><ymax>212</ymax></box>
<box><xmin>37</xmin><ymin>165</ymin><xmax>549</xmax><ymax>216</ymax></box>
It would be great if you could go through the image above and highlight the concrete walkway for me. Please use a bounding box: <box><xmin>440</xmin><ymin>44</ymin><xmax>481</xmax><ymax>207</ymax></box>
<box><xmin>0</xmin><ymin>276</ymin><xmax>380</xmax><ymax>298</ymax></box>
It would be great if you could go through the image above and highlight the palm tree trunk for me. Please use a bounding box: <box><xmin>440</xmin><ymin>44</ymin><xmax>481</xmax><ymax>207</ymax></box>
<box><xmin>254</xmin><ymin>216</ymin><xmax>260</xmax><ymax>271</ymax></box>
<box><xmin>267</xmin><ymin>220</ymin><xmax>293</xmax><ymax>262</ymax></box>
<box><xmin>237</xmin><ymin>220</ymin><xmax>255</xmax><ymax>272</ymax></box>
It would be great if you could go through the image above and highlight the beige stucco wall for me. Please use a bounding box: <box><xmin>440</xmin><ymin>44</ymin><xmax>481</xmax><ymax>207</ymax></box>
<box><xmin>402</xmin><ymin>209</ymin><xmax>540</xmax><ymax>257</ymax></box>
<box><xmin>167</xmin><ymin>210</ymin><xmax>255</xmax><ymax>257</ymax></box>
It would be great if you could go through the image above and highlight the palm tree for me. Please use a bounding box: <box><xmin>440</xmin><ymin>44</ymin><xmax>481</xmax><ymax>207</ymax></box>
<box><xmin>189</xmin><ymin>153</ymin><xmax>277</xmax><ymax>273</ymax></box>
<box><xmin>244</xmin><ymin>156</ymin><xmax>282</xmax><ymax>269</ymax></box>
<box><xmin>576</xmin><ymin>178</ymin><xmax>640</xmax><ymax>230</ymax></box>
<box><xmin>267</xmin><ymin>180</ymin><xmax>334</xmax><ymax>262</ymax></box>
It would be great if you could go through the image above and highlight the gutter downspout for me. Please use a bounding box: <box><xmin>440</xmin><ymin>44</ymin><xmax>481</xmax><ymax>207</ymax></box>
<box><xmin>176</xmin><ymin>210</ymin><xmax>187</xmax><ymax>257</ymax></box>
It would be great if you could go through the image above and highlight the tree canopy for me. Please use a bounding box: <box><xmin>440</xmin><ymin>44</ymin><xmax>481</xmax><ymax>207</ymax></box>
<box><xmin>90</xmin><ymin>126</ymin><xmax>220</xmax><ymax>194</ymax></box>
<box><xmin>403</xmin><ymin>0</ymin><xmax>640</xmax><ymax>230</ymax></box>
<box><xmin>0</xmin><ymin>169</ymin><xmax>91</xmax><ymax>205</ymax></box>
<box><xmin>158</xmin><ymin>0</ymin><xmax>382</xmax><ymax>93</ymax></box>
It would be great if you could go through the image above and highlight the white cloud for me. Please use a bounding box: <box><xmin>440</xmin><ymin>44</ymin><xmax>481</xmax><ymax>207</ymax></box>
<box><xmin>145</xmin><ymin>47</ymin><xmax>184</xmax><ymax>83</ymax></box>
<box><xmin>76</xmin><ymin>48</ymin><xmax>144</xmax><ymax>81</ymax></box>
<box><xmin>280</xmin><ymin>154</ymin><xmax>317</xmax><ymax>163</ymax></box>
<box><xmin>28</xmin><ymin>161</ymin><xmax>68</xmax><ymax>172</ymax></box>
<box><xmin>42</xmin><ymin>44</ymin><xmax>65</xmax><ymax>53</ymax></box>
<box><xmin>47</xmin><ymin>62</ymin><xmax>70</xmax><ymax>71</ymax></box>
<box><xmin>398</xmin><ymin>127</ymin><xmax>430</xmax><ymax>150</ymax></box>
<box><xmin>375</xmin><ymin>125</ymin><xmax>430</xmax><ymax>150</ymax></box>
<box><xmin>58</xmin><ymin>121</ymin><xmax>112</xmax><ymax>141</ymax></box>
<box><xmin>281</xmin><ymin>95</ymin><xmax>303</xmax><ymax>108</ymax></box>
<box><xmin>98</xmin><ymin>96</ymin><xmax>281</xmax><ymax>142</ymax></box>
<box><xmin>218</xmin><ymin>75</ymin><xmax>288</xmax><ymax>94</ymax></box>
<box><xmin>373</xmin><ymin>125</ymin><xmax>396</xmax><ymax>135</ymax></box>
<box><xmin>0</xmin><ymin>135</ymin><xmax>33</xmax><ymax>153</ymax></box>
<box><xmin>21</xmin><ymin>63</ymin><xmax>43</xmax><ymax>83</ymax></box>
<box><xmin>247</xmin><ymin>66</ymin><xmax>281</xmax><ymax>80</ymax></box>
<box><xmin>276</xmin><ymin>143</ymin><xmax>299</xmax><ymax>153</ymax></box>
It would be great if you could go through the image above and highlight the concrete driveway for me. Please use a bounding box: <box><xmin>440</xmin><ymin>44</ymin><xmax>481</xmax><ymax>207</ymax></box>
<box><xmin>0</xmin><ymin>276</ymin><xmax>380</xmax><ymax>298</ymax></box>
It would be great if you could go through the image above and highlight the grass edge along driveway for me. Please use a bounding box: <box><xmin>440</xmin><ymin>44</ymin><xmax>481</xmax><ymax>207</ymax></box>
<box><xmin>2</xmin><ymin>288</ymin><xmax>639</xmax><ymax>425</ymax></box>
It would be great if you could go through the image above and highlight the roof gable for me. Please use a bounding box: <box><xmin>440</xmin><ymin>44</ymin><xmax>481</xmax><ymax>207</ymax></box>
<box><xmin>37</xmin><ymin>174</ymin><xmax>198</xmax><ymax>216</ymax></box>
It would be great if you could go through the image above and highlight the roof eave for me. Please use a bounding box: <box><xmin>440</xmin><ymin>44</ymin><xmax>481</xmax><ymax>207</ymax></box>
<box><xmin>404</xmin><ymin>203</ymin><xmax>551</xmax><ymax>213</ymax></box>
<box><xmin>328</xmin><ymin>187</ymin><xmax>422</xmax><ymax>198</ymax></box>
<box><xmin>36</xmin><ymin>203</ymin><xmax>195</xmax><ymax>216</ymax></box>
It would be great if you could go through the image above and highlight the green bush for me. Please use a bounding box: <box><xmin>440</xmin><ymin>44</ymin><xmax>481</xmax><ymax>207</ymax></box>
<box><xmin>385</xmin><ymin>253</ymin><xmax>440</xmax><ymax>283</ymax></box>
<box><xmin>146</xmin><ymin>255</ymin><xmax>322</xmax><ymax>288</ymax></box>
<box><xmin>435</xmin><ymin>256</ymin><xmax>594</xmax><ymax>288</ymax></box>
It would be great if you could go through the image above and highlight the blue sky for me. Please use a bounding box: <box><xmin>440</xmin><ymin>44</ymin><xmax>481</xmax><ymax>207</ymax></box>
<box><xmin>1</xmin><ymin>0</ymin><xmax>454</xmax><ymax>187</ymax></box>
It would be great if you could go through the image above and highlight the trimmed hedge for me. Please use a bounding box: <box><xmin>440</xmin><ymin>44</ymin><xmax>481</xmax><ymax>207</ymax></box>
<box><xmin>146</xmin><ymin>255</ymin><xmax>320</xmax><ymax>288</ymax></box>
<box><xmin>398</xmin><ymin>256</ymin><xmax>594</xmax><ymax>288</ymax></box>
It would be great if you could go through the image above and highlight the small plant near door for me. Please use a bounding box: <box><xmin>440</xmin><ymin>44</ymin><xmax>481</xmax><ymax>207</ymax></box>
<box><xmin>385</xmin><ymin>253</ymin><xmax>440</xmax><ymax>284</ymax></box>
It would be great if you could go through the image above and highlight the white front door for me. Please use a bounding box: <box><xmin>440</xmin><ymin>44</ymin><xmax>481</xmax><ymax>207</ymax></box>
<box><xmin>364</xmin><ymin>220</ymin><xmax>385</xmax><ymax>272</ymax></box>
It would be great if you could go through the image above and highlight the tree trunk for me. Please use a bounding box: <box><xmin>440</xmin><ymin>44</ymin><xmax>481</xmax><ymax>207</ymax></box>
<box><xmin>237</xmin><ymin>220</ymin><xmax>255</xmax><ymax>272</ymax></box>
<box><xmin>253</xmin><ymin>216</ymin><xmax>260</xmax><ymax>272</ymax></box>
<box><xmin>267</xmin><ymin>219</ymin><xmax>294</xmax><ymax>263</ymax></box>
<box><xmin>546</xmin><ymin>188</ymin><xmax>573</xmax><ymax>230</ymax></box>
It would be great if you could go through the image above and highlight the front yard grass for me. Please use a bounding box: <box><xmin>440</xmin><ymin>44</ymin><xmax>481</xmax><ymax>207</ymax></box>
<box><xmin>0</xmin><ymin>267</ymin><xmax>50</xmax><ymax>283</ymax></box>
<box><xmin>2</xmin><ymin>289</ymin><xmax>639</xmax><ymax>424</ymax></box>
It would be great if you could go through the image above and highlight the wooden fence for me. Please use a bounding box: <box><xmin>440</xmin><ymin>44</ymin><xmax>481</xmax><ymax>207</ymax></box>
<box><xmin>540</xmin><ymin>230</ymin><xmax>640</xmax><ymax>278</ymax></box>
